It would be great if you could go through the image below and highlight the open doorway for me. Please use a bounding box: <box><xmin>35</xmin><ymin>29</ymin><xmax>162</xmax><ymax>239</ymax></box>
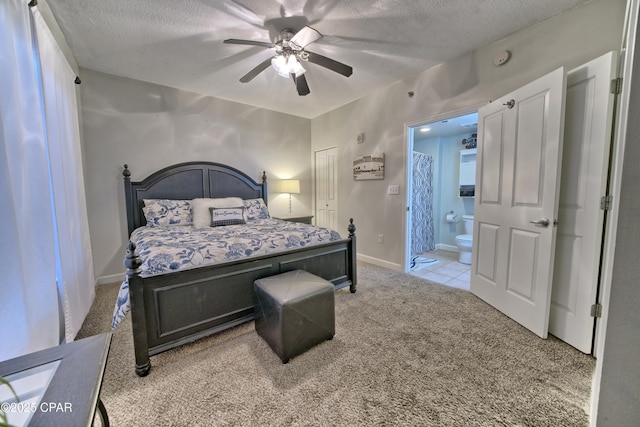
<box><xmin>404</xmin><ymin>51</ymin><xmax>617</xmax><ymax>355</ymax></box>
<box><xmin>405</xmin><ymin>110</ymin><xmax>478</xmax><ymax>289</ymax></box>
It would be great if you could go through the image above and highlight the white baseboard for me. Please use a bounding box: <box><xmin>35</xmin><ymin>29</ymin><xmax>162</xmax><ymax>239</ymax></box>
<box><xmin>357</xmin><ymin>254</ymin><xmax>403</xmax><ymax>272</ymax></box>
<box><xmin>436</xmin><ymin>243</ymin><xmax>459</xmax><ymax>253</ymax></box>
<box><xmin>97</xmin><ymin>273</ymin><xmax>124</xmax><ymax>285</ymax></box>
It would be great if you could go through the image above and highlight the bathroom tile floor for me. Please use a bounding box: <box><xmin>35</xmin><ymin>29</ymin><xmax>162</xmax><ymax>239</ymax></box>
<box><xmin>409</xmin><ymin>249</ymin><xmax>471</xmax><ymax>291</ymax></box>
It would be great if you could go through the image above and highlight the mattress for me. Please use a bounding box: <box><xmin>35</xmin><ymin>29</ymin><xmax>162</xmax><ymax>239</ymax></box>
<box><xmin>111</xmin><ymin>219</ymin><xmax>341</xmax><ymax>328</ymax></box>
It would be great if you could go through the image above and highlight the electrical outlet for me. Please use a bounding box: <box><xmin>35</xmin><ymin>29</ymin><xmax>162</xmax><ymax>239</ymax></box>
<box><xmin>388</xmin><ymin>185</ymin><xmax>399</xmax><ymax>195</ymax></box>
<box><xmin>378</xmin><ymin>234</ymin><xmax>384</xmax><ymax>243</ymax></box>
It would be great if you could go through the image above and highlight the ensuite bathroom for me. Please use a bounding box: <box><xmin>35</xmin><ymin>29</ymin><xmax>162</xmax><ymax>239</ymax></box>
<box><xmin>409</xmin><ymin>112</ymin><xmax>478</xmax><ymax>290</ymax></box>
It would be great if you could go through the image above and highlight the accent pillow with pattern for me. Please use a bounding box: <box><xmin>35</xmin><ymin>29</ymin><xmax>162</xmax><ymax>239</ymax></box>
<box><xmin>191</xmin><ymin>197</ymin><xmax>244</xmax><ymax>227</ymax></box>
<box><xmin>142</xmin><ymin>199</ymin><xmax>192</xmax><ymax>226</ymax></box>
<box><xmin>243</xmin><ymin>198</ymin><xmax>270</xmax><ymax>220</ymax></box>
<box><xmin>210</xmin><ymin>207</ymin><xmax>246</xmax><ymax>227</ymax></box>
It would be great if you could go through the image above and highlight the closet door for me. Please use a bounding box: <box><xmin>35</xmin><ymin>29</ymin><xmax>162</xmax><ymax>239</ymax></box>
<box><xmin>549</xmin><ymin>52</ymin><xmax>617</xmax><ymax>353</ymax></box>
<box><xmin>315</xmin><ymin>147</ymin><xmax>338</xmax><ymax>230</ymax></box>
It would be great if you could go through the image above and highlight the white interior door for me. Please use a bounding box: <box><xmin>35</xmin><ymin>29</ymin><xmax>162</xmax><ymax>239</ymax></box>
<box><xmin>315</xmin><ymin>147</ymin><xmax>338</xmax><ymax>230</ymax></box>
<box><xmin>471</xmin><ymin>67</ymin><xmax>566</xmax><ymax>338</ymax></box>
<box><xmin>549</xmin><ymin>52</ymin><xmax>617</xmax><ymax>353</ymax></box>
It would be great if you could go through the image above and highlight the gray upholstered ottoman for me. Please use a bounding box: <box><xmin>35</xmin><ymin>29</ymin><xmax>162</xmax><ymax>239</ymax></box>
<box><xmin>254</xmin><ymin>270</ymin><xmax>335</xmax><ymax>363</ymax></box>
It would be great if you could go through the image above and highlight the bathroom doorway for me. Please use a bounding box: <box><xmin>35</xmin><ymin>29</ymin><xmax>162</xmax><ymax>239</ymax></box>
<box><xmin>405</xmin><ymin>110</ymin><xmax>478</xmax><ymax>287</ymax></box>
<box><xmin>404</xmin><ymin>51</ymin><xmax>617</xmax><ymax>354</ymax></box>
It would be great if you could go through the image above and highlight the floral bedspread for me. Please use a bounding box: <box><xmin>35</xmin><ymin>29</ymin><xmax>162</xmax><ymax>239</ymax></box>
<box><xmin>111</xmin><ymin>219</ymin><xmax>341</xmax><ymax>328</ymax></box>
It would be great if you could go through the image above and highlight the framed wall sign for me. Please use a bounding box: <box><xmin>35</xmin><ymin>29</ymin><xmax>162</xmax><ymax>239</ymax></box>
<box><xmin>353</xmin><ymin>153</ymin><xmax>384</xmax><ymax>180</ymax></box>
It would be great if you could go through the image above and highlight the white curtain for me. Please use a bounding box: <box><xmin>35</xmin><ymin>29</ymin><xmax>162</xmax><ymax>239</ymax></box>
<box><xmin>33</xmin><ymin>8</ymin><xmax>95</xmax><ymax>343</ymax></box>
<box><xmin>0</xmin><ymin>0</ymin><xmax>95</xmax><ymax>361</ymax></box>
<box><xmin>0</xmin><ymin>0</ymin><xmax>60</xmax><ymax>360</ymax></box>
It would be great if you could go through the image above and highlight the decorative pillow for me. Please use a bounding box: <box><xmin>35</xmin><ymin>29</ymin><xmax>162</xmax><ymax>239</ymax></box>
<box><xmin>142</xmin><ymin>199</ymin><xmax>192</xmax><ymax>226</ymax></box>
<box><xmin>210</xmin><ymin>207</ymin><xmax>246</xmax><ymax>227</ymax></box>
<box><xmin>243</xmin><ymin>198</ymin><xmax>270</xmax><ymax>220</ymax></box>
<box><xmin>192</xmin><ymin>197</ymin><xmax>244</xmax><ymax>227</ymax></box>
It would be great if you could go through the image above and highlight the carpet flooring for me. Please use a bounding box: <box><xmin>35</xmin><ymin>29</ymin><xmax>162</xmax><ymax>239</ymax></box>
<box><xmin>79</xmin><ymin>263</ymin><xmax>595</xmax><ymax>426</ymax></box>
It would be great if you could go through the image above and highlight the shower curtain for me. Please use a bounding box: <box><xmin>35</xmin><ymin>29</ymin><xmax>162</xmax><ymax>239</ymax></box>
<box><xmin>412</xmin><ymin>152</ymin><xmax>435</xmax><ymax>255</ymax></box>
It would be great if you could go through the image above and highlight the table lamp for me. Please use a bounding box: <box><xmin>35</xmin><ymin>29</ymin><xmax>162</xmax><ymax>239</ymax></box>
<box><xmin>274</xmin><ymin>179</ymin><xmax>300</xmax><ymax>216</ymax></box>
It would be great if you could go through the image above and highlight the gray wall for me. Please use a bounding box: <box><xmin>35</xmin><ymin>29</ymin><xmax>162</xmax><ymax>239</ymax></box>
<box><xmin>311</xmin><ymin>0</ymin><xmax>626</xmax><ymax>269</ymax></box>
<box><xmin>80</xmin><ymin>0</ymin><xmax>626</xmax><ymax>277</ymax></box>
<box><xmin>80</xmin><ymin>70</ymin><xmax>312</xmax><ymax>281</ymax></box>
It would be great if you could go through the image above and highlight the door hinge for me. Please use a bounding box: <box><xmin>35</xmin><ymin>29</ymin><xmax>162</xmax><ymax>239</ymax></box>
<box><xmin>610</xmin><ymin>78</ymin><xmax>623</xmax><ymax>94</ymax></box>
<box><xmin>600</xmin><ymin>195</ymin><xmax>613</xmax><ymax>210</ymax></box>
<box><xmin>591</xmin><ymin>303</ymin><xmax>603</xmax><ymax>318</ymax></box>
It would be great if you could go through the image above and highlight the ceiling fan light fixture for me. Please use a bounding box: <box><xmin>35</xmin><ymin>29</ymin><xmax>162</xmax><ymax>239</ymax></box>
<box><xmin>225</xmin><ymin>25</ymin><xmax>351</xmax><ymax>95</ymax></box>
<box><xmin>271</xmin><ymin>54</ymin><xmax>306</xmax><ymax>78</ymax></box>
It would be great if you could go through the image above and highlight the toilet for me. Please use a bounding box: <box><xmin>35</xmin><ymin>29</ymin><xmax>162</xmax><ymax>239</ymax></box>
<box><xmin>455</xmin><ymin>215</ymin><xmax>474</xmax><ymax>265</ymax></box>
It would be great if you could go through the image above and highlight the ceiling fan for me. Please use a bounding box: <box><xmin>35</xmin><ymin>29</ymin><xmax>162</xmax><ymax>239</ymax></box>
<box><xmin>224</xmin><ymin>26</ymin><xmax>353</xmax><ymax>96</ymax></box>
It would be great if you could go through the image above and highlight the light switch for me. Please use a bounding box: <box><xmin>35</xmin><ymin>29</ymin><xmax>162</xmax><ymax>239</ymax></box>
<box><xmin>388</xmin><ymin>185</ymin><xmax>399</xmax><ymax>195</ymax></box>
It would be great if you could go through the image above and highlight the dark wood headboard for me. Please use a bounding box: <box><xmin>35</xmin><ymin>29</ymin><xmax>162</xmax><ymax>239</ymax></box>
<box><xmin>123</xmin><ymin>162</ymin><xmax>267</xmax><ymax>235</ymax></box>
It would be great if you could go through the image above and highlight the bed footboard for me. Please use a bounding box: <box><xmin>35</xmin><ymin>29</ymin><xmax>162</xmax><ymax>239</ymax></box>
<box><xmin>125</xmin><ymin>220</ymin><xmax>356</xmax><ymax>377</ymax></box>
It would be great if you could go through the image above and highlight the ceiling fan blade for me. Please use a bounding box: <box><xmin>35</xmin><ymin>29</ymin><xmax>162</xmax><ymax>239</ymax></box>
<box><xmin>290</xmin><ymin>26</ymin><xmax>322</xmax><ymax>49</ymax></box>
<box><xmin>292</xmin><ymin>73</ymin><xmax>310</xmax><ymax>96</ymax></box>
<box><xmin>304</xmin><ymin>51</ymin><xmax>353</xmax><ymax>77</ymax></box>
<box><xmin>239</xmin><ymin>57</ymin><xmax>273</xmax><ymax>83</ymax></box>
<box><xmin>224</xmin><ymin>39</ymin><xmax>274</xmax><ymax>49</ymax></box>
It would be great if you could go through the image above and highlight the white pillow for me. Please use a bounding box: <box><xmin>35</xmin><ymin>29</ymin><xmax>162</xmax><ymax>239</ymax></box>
<box><xmin>192</xmin><ymin>197</ymin><xmax>244</xmax><ymax>227</ymax></box>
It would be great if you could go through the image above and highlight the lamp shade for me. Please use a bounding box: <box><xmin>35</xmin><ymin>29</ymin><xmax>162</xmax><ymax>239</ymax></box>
<box><xmin>274</xmin><ymin>179</ymin><xmax>300</xmax><ymax>194</ymax></box>
<box><xmin>271</xmin><ymin>55</ymin><xmax>306</xmax><ymax>78</ymax></box>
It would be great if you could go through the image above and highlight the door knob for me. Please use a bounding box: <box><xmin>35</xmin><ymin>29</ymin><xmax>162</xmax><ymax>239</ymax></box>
<box><xmin>529</xmin><ymin>218</ymin><xmax>550</xmax><ymax>227</ymax></box>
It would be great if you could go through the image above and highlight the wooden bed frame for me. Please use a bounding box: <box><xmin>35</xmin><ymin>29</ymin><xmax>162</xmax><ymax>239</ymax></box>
<box><xmin>122</xmin><ymin>162</ymin><xmax>357</xmax><ymax>376</ymax></box>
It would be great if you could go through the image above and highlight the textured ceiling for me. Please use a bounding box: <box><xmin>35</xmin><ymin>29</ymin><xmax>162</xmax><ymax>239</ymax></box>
<box><xmin>44</xmin><ymin>0</ymin><xmax>593</xmax><ymax>118</ymax></box>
